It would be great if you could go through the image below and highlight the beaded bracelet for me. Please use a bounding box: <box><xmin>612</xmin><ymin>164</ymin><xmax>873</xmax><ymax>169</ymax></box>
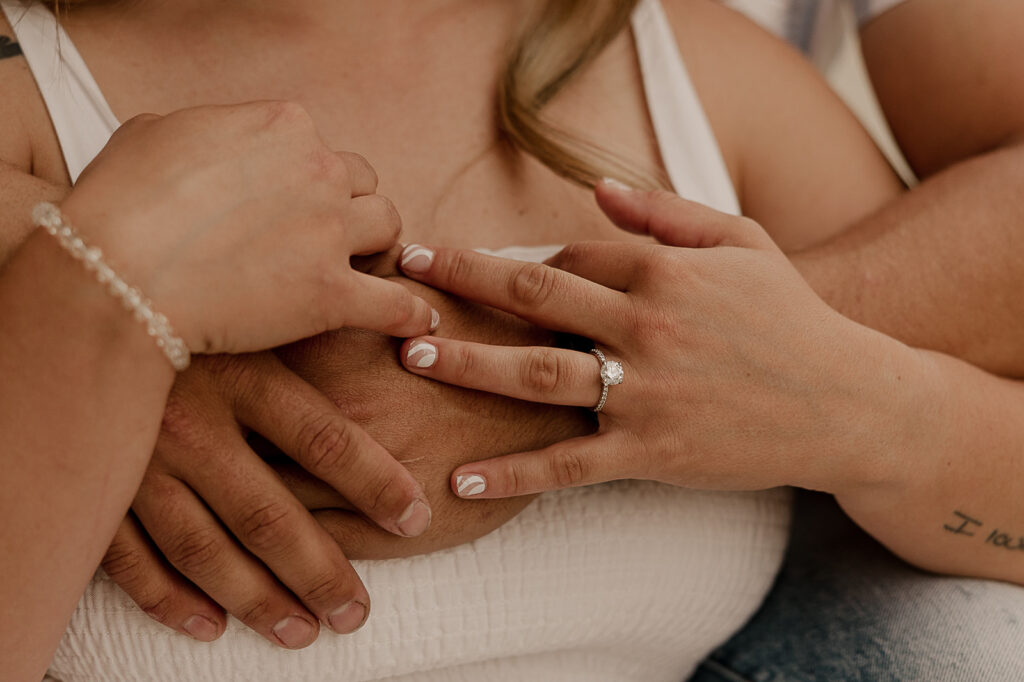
<box><xmin>33</xmin><ymin>202</ymin><xmax>191</xmax><ymax>371</ymax></box>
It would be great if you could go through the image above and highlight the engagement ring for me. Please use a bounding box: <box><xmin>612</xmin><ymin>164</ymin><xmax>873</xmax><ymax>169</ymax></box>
<box><xmin>590</xmin><ymin>348</ymin><xmax>624</xmax><ymax>413</ymax></box>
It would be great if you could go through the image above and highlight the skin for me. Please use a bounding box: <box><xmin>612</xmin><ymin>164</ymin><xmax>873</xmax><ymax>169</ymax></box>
<box><xmin>396</xmin><ymin>185</ymin><xmax>1024</xmax><ymax>590</ymax></box>
<box><xmin>0</xmin><ymin>103</ymin><xmax>436</xmax><ymax>681</ymax></box>
<box><xmin>789</xmin><ymin>0</ymin><xmax>1024</xmax><ymax>377</ymax></box>
<box><xmin>0</xmin><ymin>0</ymin><xmax>1019</xmax><ymax>655</ymax></box>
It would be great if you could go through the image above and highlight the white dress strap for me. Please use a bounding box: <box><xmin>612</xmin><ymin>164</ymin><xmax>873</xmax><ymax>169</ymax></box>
<box><xmin>1</xmin><ymin>0</ymin><xmax>119</xmax><ymax>183</ymax></box>
<box><xmin>631</xmin><ymin>0</ymin><xmax>741</xmax><ymax>216</ymax></box>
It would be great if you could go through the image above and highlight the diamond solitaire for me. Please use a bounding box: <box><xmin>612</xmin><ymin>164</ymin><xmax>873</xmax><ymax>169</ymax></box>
<box><xmin>601</xmin><ymin>360</ymin><xmax>624</xmax><ymax>386</ymax></box>
<box><xmin>590</xmin><ymin>348</ymin><xmax>624</xmax><ymax>413</ymax></box>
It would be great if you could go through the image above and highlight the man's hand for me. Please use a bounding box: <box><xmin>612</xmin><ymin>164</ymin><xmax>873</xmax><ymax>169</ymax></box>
<box><xmin>274</xmin><ymin>274</ymin><xmax>596</xmax><ymax>559</ymax></box>
<box><xmin>102</xmin><ymin>261</ymin><xmax>595</xmax><ymax>645</ymax></box>
<box><xmin>102</xmin><ymin>352</ymin><xmax>434</xmax><ymax>648</ymax></box>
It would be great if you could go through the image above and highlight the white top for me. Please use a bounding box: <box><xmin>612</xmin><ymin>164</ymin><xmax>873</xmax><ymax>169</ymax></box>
<box><xmin>725</xmin><ymin>0</ymin><xmax>907</xmax><ymax>49</ymax></box>
<box><xmin>1</xmin><ymin>0</ymin><xmax>790</xmax><ymax>680</ymax></box>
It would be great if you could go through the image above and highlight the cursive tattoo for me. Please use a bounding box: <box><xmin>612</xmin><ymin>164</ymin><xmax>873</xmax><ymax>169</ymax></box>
<box><xmin>944</xmin><ymin>510</ymin><xmax>1024</xmax><ymax>554</ymax></box>
<box><xmin>0</xmin><ymin>36</ymin><xmax>22</xmax><ymax>60</ymax></box>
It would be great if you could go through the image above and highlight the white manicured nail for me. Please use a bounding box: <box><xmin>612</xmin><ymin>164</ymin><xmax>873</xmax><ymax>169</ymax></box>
<box><xmin>401</xmin><ymin>244</ymin><xmax>434</xmax><ymax>273</ymax></box>
<box><xmin>407</xmin><ymin>340</ymin><xmax>437</xmax><ymax>368</ymax></box>
<box><xmin>430</xmin><ymin>308</ymin><xmax>440</xmax><ymax>332</ymax></box>
<box><xmin>601</xmin><ymin>177</ymin><xmax>634</xmax><ymax>192</ymax></box>
<box><xmin>455</xmin><ymin>474</ymin><xmax>487</xmax><ymax>497</ymax></box>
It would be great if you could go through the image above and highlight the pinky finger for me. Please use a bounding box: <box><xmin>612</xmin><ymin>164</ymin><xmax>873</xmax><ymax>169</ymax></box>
<box><xmin>450</xmin><ymin>433</ymin><xmax>627</xmax><ymax>499</ymax></box>
<box><xmin>101</xmin><ymin>514</ymin><xmax>226</xmax><ymax>642</ymax></box>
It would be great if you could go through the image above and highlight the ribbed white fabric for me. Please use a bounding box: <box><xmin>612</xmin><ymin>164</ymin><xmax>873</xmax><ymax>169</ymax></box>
<box><xmin>2</xmin><ymin>1</ymin><xmax>792</xmax><ymax>680</ymax></box>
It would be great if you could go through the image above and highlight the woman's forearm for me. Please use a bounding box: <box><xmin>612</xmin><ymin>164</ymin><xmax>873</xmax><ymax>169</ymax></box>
<box><xmin>835</xmin><ymin>344</ymin><xmax>1024</xmax><ymax>586</ymax></box>
<box><xmin>0</xmin><ymin>231</ymin><xmax>173</xmax><ymax>681</ymax></box>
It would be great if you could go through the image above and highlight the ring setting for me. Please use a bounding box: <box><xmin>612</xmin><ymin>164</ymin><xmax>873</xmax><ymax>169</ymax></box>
<box><xmin>590</xmin><ymin>348</ymin><xmax>623</xmax><ymax>413</ymax></box>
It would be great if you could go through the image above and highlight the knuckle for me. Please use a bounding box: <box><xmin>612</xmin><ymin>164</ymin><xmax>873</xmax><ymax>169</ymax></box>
<box><xmin>382</xmin><ymin>291</ymin><xmax>418</xmax><ymax>332</ymax></box>
<box><xmin>373</xmin><ymin>195</ymin><xmax>403</xmax><ymax>242</ymax></box>
<box><xmin>101</xmin><ymin>541</ymin><xmax>147</xmax><ymax>585</ymax></box>
<box><xmin>297</xmin><ymin>570</ymin><xmax>350</xmax><ymax>605</ymax></box>
<box><xmin>634</xmin><ymin>250</ymin><xmax>679</xmax><ymax>289</ymax></box>
<box><xmin>622</xmin><ymin>302</ymin><xmax>651</xmax><ymax>339</ymax></box>
<box><xmin>521</xmin><ymin>348</ymin><xmax>563</xmax><ymax>395</ymax></box>
<box><xmin>158</xmin><ymin>394</ymin><xmax>200</xmax><ymax>446</ymax></box>
<box><xmin>550</xmin><ymin>449</ymin><xmax>590</xmax><ymax>488</ymax></box>
<box><xmin>446</xmin><ymin>249</ymin><xmax>475</xmax><ymax>288</ymax></box>
<box><xmin>166</xmin><ymin>527</ymin><xmax>224</xmax><ymax>577</ymax></box>
<box><xmin>136</xmin><ymin>591</ymin><xmax>176</xmax><ymax>623</ymax></box>
<box><xmin>309</xmin><ymin>148</ymin><xmax>348</xmax><ymax>186</ymax></box>
<box><xmin>507</xmin><ymin>460</ymin><xmax>529</xmax><ymax>496</ymax></box>
<box><xmin>237</xmin><ymin>501</ymin><xmax>295</xmax><ymax>553</ymax></box>
<box><xmin>298</xmin><ymin>415</ymin><xmax>358</xmax><ymax>474</ymax></box>
<box><xmin>364</xmin><ymin>473</ymin><xmax>402</xmax><ymax>517</ymax></box>
<box><xmin>509</xmin><ymin>263</ymin><xmax>557</xmax><ymax>308</ymax></box>
<box><xmin>102</xmin><ymin>538</ymin><xmax>180</xmax><ymax>622</ymax></box>
<box><xmin>450</xmin><ymin>344</ymin><xmax>478</xmax><ymax>384</ymax></box>
<box><xmin>237</xmin><ymin>596</ymin><xmax>274</xmax><ymax>626</ymax></box>
<box><xmin>648</xmin><ymin>248</ymin><xmax>679</xmax><ymax>275</ymax></box>
<box><xmin>345</xmin><ymin>152</ymin><xmax>378</xmax><ymax>186</ymax></box>
<box><xmin>262</xmin><ymin>100</ymin><xmax>313</xmax><ymax>130</ymax></box>
<box><xmin>737</xmin><ymin>216</ymin><xmax>760</xmax><ymax>232</ymax></box>
<box><xmin>550</xmin><ymin>243</ymin><xmax>583</xmax><ymax>271</ymax></box>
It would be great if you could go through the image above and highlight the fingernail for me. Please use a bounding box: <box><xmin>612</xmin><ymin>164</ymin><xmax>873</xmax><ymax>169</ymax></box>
<box><xmin>328</xmin><ymin>600</ymin><xmax>368</xmax><ymax>635</ymax></box>
<box><xmin>430</xmin><ymin>308</ymin><xmax>440</xmax><ymax>332</ymax></box>
<box><xmin>406</xmin><ymin>340</ymin><xmax>437</xmax><ymax>368</ymax></box>
<box><xmin>183</xmin><ymin>615</ymin><xmax>220</xmax><ymax>642</ymax></box>
<box><xmin>601</xmin><ymin>177</ymin><xmax>634</xmax><ymax>192</ymax></box>
<box><xmin>272</xmin><ymin>615</ymin><xmax>317</xmax><ymax>648</ymax></box>
<box><xmin>401</xmin><ymin>244</ymin><xmax>434</xmax><ymax>273</ymax></box>
<box><xmin>455</xmin><ymin>474</ymin><xmax>487</xmax><ymax>497</ymax></box>
<box><xmin>396</xmin><ymin>498</ymin><xmax>432</xmax><ymax>537</ymax></box>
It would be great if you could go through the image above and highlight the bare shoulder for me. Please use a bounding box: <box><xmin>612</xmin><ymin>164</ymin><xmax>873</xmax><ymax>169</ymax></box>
<box><xmin>0</xmin><ymin>8</ymin><xmax>68</xmax><ymax>184</ymax></box>
<box><xmin>651</xmin><ymin>0</ymin><xmax>824</xmax><ymax>180</ymax></box>
<box><xmin>653</xmin><ymin>0</ymin><xmax>902</xmax><ymax>249</ymax></box>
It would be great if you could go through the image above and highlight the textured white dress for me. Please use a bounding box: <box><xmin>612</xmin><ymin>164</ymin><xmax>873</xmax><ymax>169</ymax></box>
<box><xmin>1</xmin><ymin>0</ymin><xmax>793</xmax><ymax>679</ymax></box>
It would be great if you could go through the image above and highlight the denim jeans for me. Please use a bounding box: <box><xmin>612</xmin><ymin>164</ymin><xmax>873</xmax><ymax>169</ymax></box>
<box><xmin>688</xmin><ymin>491</ymin><xmax>1024</xmax><ymax>682</ymax></box>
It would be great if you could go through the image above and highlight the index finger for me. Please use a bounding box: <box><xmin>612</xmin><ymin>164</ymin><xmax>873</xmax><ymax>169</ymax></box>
<box><xmin>397</xmin><ymin>245</ymin><xmax>629</xmax><ymax>338</ymax></box>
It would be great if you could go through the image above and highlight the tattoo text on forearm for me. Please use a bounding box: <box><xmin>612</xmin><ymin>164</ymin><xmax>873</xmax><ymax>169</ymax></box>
<box><xmin>944</xmin><ymin>510</ymin><xmax>1024</xmax><ymax>553</ymax></box>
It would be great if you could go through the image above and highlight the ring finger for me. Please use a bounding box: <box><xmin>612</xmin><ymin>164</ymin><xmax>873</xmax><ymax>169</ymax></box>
<box><xmin>399</xmin><ymin>336</ymin><xmax>622</xmax><ymax>410</ymax></box>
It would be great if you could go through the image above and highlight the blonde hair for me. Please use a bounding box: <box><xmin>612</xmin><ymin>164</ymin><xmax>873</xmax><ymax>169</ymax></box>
<box><xmin>49</xmin><ymin>0</ymin><xmax>663</xmax><ymax>189</ymax></box>
<box><xmin>499</xmin><ymin>0</ymin><xmax>667</xmax><ymax>189</ymax></box>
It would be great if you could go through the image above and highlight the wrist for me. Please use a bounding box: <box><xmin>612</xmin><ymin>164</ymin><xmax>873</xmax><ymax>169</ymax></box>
<box><xmin>790</xmin><ymin>244</ymin><xmax>862</xmax><ymax>323</ymax></box>
<box><xmin>36</xmin><ymin>201</ymin><xmax>191</xmax><ymax>371</ymax></box>
<box><xmin>14</xmin><ymin>227</ymin><xmax>178</xmax><ymax>385</ymax></box>
<box><xmin>813</xmin><ymin>322</ymin><xmax>941</xmax><ymax>500</ymax></box>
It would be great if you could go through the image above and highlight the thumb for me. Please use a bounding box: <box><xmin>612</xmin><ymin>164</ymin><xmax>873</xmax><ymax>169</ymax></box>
<box><xmin>595</xmin><ymin>178</ymin><xmax>771</xmax><ymax>249</ymax></box>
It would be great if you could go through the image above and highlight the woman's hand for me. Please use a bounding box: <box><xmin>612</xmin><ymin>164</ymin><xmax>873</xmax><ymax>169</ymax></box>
<box><xmin>60</xmin><ymin>101</ymin><xmax>436</xmax><ymax>356</ymax></box>
<box><xmin>394</xmin><ymin>183</ymin><xmax>926</xmax><ymax>499</ymax></box>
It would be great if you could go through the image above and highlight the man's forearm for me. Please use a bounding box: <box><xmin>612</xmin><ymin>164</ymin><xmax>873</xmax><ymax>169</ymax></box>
<box><xmin>792</xmin><ymin>142</ymin><xmax>1024</xmax><ymax>378</ymax></box>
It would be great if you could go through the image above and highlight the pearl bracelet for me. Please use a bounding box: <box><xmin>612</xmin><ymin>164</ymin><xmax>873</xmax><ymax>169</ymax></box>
<box><xmin>32</xmin><ymin>202</ymin><xmax>191</xmax><ymax>372</ymax></box>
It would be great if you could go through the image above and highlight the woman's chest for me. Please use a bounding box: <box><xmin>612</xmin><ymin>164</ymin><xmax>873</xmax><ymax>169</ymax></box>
<box><xmin>63</xmin><ymin>14</ymin><xmax>665</xmax><ymax>248</ymax></box>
